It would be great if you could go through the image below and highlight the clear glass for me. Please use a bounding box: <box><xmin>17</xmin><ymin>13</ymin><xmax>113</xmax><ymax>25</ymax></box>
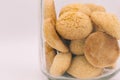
<box><xmin>40</xmin><ymin>0</ymin><xmax>120</xmax><ymax>80</ymax></box>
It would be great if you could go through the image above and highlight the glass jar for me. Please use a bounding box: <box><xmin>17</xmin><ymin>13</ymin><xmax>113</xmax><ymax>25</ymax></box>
<box><xmin>40</xmin><ymin>0</ymin><xmax>120</xmax><ymax>80</ymax></box>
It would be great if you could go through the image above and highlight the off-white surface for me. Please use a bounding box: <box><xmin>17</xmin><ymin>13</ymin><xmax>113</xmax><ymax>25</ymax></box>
<box><xmin>0</xmin><ymin>0</ymin><xmax>120</xmax><ymax>80</ymax></box>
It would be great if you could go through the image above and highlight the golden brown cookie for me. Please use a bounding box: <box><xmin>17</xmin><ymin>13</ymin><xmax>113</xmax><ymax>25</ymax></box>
<box><xmin>91</xmin><ymin>12</ymin><xmax>120</xmax><ymax>39</ymax></box>
<box><xmin>44</xmin><ymin>18</ymin><xmax>69</xmax><ymax>52</ymax></box>
<box><xmin>56</xmin><ymin>12</ymin><xmax>93</xmax><ymax>40</ymax></box>
<box><xmin>85</xmin><ymin>4</ymin><xmax>105</xmax><ymax>12</ymax></box>
<box><xmin>45</xmin><ymin>42</ymin><xmax>56</xmax><ymax>71</ymax></box>
<box><xmin>44</xmin><ymin>0</ymin><xmax>56</xmax><ymax>23</ymax></box>
<box><xmin>59</xmin><ymin>4</ymin><xmax>91</xmax><ymax>16</ymax></box>
<box><xmin>70</xmin><ymin>39</ymin><xmax>85</xmax><ymax>55</ymax></box>
<box><xmin>50</xmin><ymin>52</ymin><xmax>72</xmax><ymax>76</ymax></box>
<box><xmin>67</xmin><ymin>56</ymin><xmax>103</xmax><ymax>79</ymax></box>
<box><xmin>84</xmin><ymin>32</ymin><xmax>119</xmax><ymax>68</ymax></box>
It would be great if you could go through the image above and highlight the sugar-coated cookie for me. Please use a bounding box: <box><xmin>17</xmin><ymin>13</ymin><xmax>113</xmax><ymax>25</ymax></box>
<box><xmin>56</xmin><ymin>12</ymin><xmax>93</xmax><ymax>40</ymax></box>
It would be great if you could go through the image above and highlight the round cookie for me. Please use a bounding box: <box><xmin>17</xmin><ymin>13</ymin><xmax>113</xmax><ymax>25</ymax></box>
<box><xmin>44</xmin><ymin>18</ymin><xmax>69</xmax><ymax>52</ymax></box>
<box><xmin>45</xmin><ymin>42</ymin><xmax>56</xmax><ymax>71</ymax></box>
<box><xmin>50</xmin><ymin>52</ymin><xmax>72</xmax><ymax>76</ymax></box>
<box><xmin>59</xmin><ymin>4</ymin><xmax>91</xmax><ymax>16</ymax></box>
<box><xmin>70</xmin><ymin>39</ymin><xmax>85</xmax><ymax>55</ymax></box>
<box><xmin>84</xmin><ymin>32</ymin><xmax>119</xmax><ymax>68</ymax></box>
<box><xmin>67</xmin><ymin>56</ymin><xmax>103</xmax><ymax>79</ymax></box>
<box><xmin>44</xmin><ymin>0</ymin><xmax>56</xmax><ymax>23</ymax></box>
<box><xmin>91</xmin><ymin>12</ymin><xmax>120</xmax><ymax>40</ymax></box>
<box><xmin>85</xmin><ymin>4</ymin><xmax>105</xmax><ymax>12</ymax></box>
<box><xmin>56</xmin><ymin>12</ymin><xmax>93</xmax><ymax>40</ymax></box>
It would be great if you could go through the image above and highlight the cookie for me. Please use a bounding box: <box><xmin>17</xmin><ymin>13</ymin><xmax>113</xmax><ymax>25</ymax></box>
<box><xmin>44</xmin><ymin>0</ymin><xmax>56</xmax><ymax>23</ymax></box>
<box><xmin>91</xmin><ymin>12</ymin><xmax>120</xmax><ymax>39</ymax></box>
<box><xmin>67</xmin><ymin>56</ymin><xmax>103</xmax><ymax>79</ymax></box>
<box><xmin>50</xmin><ymin>52</ymin><xmax>72</xmax><ymax>76</ymax></box>
<box><xmin>84</xmin><ymin>32</ymin><xmax>119</xmax><ymax>68</ymax></box>
<box><xmin>45</xmin><ymin>42</ymin><xmax>56</xmax><ymax>71</ymax></box>
<box><xmin>59</xmin><ymin>4</ymin><xmax>91</xmax><ymax>16</ymax></box>
<box><xmin>56</xmin><ymin>12</ymin><xmax>93</xmax><ymax>40</ymax></box>
<box><xmin>70</xmin><ymin>39</ymin><xmax>85</xmax><ymax>55</ymax></box>
<box><xmin>85</xmin><ymin>4</ymin><xmax>105</xmax><ymax>12</ymax></box>
<box><xmin>44</xmin><ymin>18</ymin><xmax>69</xmax><ymax>52</ymax></box>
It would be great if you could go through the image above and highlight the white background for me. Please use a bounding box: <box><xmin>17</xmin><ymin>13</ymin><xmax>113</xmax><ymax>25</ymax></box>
<box><xmin>0</xmin><ymin>0</ymin><xmax>120</xmax><ymax>80</ymax></box>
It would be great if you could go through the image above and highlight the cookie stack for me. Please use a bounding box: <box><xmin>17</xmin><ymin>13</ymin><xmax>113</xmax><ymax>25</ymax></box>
<box><xmin>43</xmin><ymin>0</ymin><xmax>120</xmax><ymax>79</ymax></box>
